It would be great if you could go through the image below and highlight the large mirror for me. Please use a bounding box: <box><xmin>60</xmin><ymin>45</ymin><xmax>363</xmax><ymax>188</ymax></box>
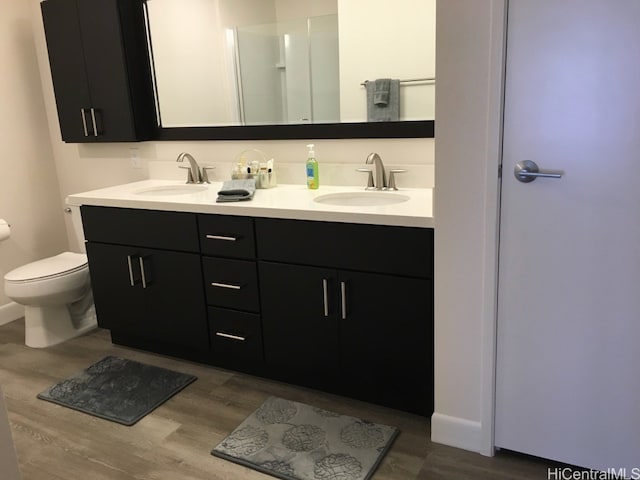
<box><xmin>145</xmin><ymin>0</ymin><xmax>435</xmax><ymax>140</ymax></box>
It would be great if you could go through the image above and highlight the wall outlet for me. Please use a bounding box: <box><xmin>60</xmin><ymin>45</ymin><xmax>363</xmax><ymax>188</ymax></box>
<box><xmin>130</xmin><ymin>148</ymin><xmax>141</xmax><ymax>169</ymax></box>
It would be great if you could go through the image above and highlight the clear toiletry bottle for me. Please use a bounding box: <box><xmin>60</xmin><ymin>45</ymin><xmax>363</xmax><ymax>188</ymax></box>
<box><xmin>306</xmin><ymin>144</ymin><xmax>319</xmax><ymax>189</ymax></box>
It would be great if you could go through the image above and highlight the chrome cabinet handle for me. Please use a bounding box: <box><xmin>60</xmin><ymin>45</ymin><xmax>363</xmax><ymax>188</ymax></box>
<box><xmin>340</xmin><ymin>281</ymin><xmax>347</xmax><ymax>319</ymax></box>
<box><xmin>322</xmin><ymin>279</ymin><xmax>329</xmax><ymax>317</ymax></box>
<box><xmin>80</xmin><ymin>109</ymin><xmax>89</xmax><ymax>137</ymax></box>
<box><xmin>206</xmin><ymin>234</ymin><xmax>237</xmax><ymax>241</ymax></box>
<box><xmin>210</xmin><ymin>282</ymin><xmax>242</xmax><ymax>290</ymax></box>
<box><xmin>514</xmin><ymin>160</ymin><xmax>563</xmax><ymax>183</ymax></box>
<box><xmin>139</xmin><ymin>257</ymin><xmax>147</xmax><ymax>289</ymax></box>
<box><xmin>90</xmin><ymin>108</ymin><xmax>98</xmax><ymax>137</ymax></box>
<box><xmin>216</xmin><ymin>332</ymin><xmax>246</xmax><ymax>341</ymax></box>
<box><xmin>126</xmin><ymin>255</ymin><xmax>136</xmax><ymax>286</ymax></box>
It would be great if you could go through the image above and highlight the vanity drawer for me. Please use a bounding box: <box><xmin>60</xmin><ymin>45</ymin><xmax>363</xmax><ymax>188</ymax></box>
<box><xmin>202</xmin><ymin>257</ymin><xmax>259</xmax><ymax>312</ymax></box>
<box><xmin>81</xmin><ymin>206</ymin><xmax>199</xmax><ymax>252</ymax></box>
<box><xmin>208</xmin><ymin>307</ymin><xmax>263</xmax><ymax>362</ymax></box>
<box><xmin>198</xmin><ymin>215</ymin><xmax>255</xmax><ymax>259</ymax></box>
<box><xmin>255</xmin><ymin>218</ymin><xmax>433</xmax><ymax>278</ymax></box>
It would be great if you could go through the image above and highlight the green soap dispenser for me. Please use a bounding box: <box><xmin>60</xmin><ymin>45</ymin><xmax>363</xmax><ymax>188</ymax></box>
<box><xmin>306</xmin><ymin>143</ymin><xmax>319</xmax><ymax>189</ymax></box>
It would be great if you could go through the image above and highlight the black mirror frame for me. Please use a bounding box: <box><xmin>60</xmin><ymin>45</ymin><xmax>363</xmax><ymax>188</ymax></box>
<box><xmin>154</xmin><ymin>120</ymin><xmax>434</xmax><ymax>141</ymax></box>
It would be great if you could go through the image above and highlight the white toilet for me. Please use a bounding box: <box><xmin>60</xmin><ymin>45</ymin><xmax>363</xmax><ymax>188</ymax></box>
<box><xmin>3</xmin><ymin>202</ymin><xmax>97</xmax><ymax>348</ymax></box>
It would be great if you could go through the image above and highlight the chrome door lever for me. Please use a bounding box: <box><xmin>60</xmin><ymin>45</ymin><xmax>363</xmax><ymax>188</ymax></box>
<box><xmin>514</xmin><ymin>160</ymin><xmax>563</xmax><ymax>183</ymax></box>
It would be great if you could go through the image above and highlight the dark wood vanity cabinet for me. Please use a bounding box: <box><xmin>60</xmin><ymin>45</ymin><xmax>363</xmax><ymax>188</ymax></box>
<box><xmin>80</xmin><ymin>206</ymin><xmax>434</xmax><ymax>416</ymax></box>
<box><xmin>256</xmin><ymin>218</ymin><xmax>434</xmax><ymax>415</ymax></box>
<box><xmin>81</xmin><ymin>207</ymin><xmax>208</xmax><ymax>349</ymax></box>
<box><xmin>260</xmin><ymin>265</ymin><xmax>432</xmax><ymax>415</ymax></box>
<box><xmin>41</xmin><ymin>0</ymin><xmax>155</xmax><ymax>142</ymax></box>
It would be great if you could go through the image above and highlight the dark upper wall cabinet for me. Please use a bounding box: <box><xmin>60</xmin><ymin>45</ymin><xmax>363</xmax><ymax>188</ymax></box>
<box><xmin>41</xmin><ymin>0</ymin><xmax>156</xmax><ymax>143</ymax></box>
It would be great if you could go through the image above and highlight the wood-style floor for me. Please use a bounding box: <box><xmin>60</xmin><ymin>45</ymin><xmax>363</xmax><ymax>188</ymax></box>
<box><xmin>0</xmin><ymin>319</ymin><xmax>557</xmax><ymax>479</ymax></box>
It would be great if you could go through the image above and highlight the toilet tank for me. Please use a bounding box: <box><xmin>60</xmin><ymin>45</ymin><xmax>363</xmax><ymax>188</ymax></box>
<box><xmin>65</xmin><ymin>200</ymin><xmax>86</xmax><ymax>254</ymax></box>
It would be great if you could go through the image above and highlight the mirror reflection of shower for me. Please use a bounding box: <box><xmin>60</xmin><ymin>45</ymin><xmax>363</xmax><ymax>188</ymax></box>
<box><xmin>228</xmin><ymin>14</ymin><xmax>340</xmax><ymax>125</ymax></box>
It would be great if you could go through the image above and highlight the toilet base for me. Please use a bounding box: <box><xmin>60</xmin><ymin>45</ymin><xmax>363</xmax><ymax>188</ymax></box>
<box><xmin>24</xmin><ymin>304</ymin><xmax>97</xmax><ymax>348</ymax></box>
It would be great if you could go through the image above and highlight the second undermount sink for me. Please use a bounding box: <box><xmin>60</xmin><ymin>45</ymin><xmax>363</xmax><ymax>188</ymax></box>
<box><xmin>133</xmin><ymin>184</ymin><xmax>209</xmax><ymax>196</ymax></box>
<box><xmin>314</xmin><ymin>191</ymin><xmax>410</xmax><ymax>207</ymax></box>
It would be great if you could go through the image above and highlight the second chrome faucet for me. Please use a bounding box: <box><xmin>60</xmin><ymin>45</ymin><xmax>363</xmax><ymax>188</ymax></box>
<box><xmin>176</xmin><ymin>152</ymin><xmax>215</xmax><ymax>184</ymax></box>
<box><xmin>360</xmin><ymin>152</ymin><xmax>406</xmax><ymax>190</ymax></box>
<box><xmin>365</xmin><ymin>152</ymin><xmax>387</xmax><ymax>190</ymax></box>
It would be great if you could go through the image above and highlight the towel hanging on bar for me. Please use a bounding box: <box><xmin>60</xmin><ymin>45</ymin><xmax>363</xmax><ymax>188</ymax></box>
<box><xmin>366</xmin><ymin>79</ymin><xmax>400</xmax><ymax>122</ymax></box>
<box><xmin>373</xmin><ymin>78</ymin><xmax>391</xmax><ymax>106</ymax></box>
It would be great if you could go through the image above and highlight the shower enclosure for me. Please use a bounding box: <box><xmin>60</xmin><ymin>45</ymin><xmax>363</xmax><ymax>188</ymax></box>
<box><xmin>231</xmin><ymin>14</ymin><xmax>340</xmax><ymax>125</ymax></box>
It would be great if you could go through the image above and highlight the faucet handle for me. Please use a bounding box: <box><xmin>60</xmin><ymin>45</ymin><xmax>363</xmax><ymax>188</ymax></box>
<box><xmin>201</xmin><ymin>165</ymin><xmax>216</xmax><ymax>184</ymax></box>
<box><xmin>387</xmin><ymin>169</ymin><xmax>407</xmax><ymax>190</ymax></box>
<box><xmin>356</xmin><ymin>168</ymin><xmax>375</xmax><ymax>189</ymax></box>
<box><xmin>178</xmin><ymin>165</ymin><xmax>196</xmax><ymax>184</ymax></box>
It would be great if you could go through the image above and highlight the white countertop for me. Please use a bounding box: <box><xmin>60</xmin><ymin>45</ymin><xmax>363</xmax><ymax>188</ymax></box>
<box><xmin>67</xmin><ymin>179</ymin><xmax>433</xmax><ymax>228</ymax></box>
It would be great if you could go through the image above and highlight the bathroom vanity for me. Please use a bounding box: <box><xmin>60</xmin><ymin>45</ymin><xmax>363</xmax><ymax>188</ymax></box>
<box><xmin>71</xmin><ymin>181</ymin><xmax>434</xmax><ymax>416</ymax></box>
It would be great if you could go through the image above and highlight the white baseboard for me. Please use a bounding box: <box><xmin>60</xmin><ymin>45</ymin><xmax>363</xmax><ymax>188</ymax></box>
<box><xmin>431</xmin><ymin>412</ymin><xmax>483</xmax><ymax>453</ymax></box>
<box><xmin>0</xmin><ymin>302</ymin><xmax>24</xmax><ymax>326</ymax></box>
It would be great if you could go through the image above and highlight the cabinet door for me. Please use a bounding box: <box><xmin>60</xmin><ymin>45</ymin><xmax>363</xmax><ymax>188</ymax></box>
<box><xmin>140</xmin><ymin>247</ymin><xmax>209</xmax><ymax>349</ymax></box>
<box><xmin>259</xmin><ymin>262</ymin><xmax>339</xmax><ymax>377</ymax></box>
<box><xmin>86</xmin><ymin>243</ymin><xmax>208</xmax><ymax>349</ymax></box>
<box><xmin>85</xmin><ymin>242</ymin><xmax>145</xmax><ymax>330</ymax></box>
<box><xmin>339</xmin><ymin>271</ymin><xmax>433</xmax><ymax>415</ymax></box>
<box><xmin>41</xmin><ymin>0</ymin><xmax>153</xmax><ymax>142</ymax></box>
<box><xmin>41</xmin><ymin>0</ymin><xmax>92</xmax><ymax>143</ymax></box>
<box><xmin>76</xmin><ymin>0</ymin><xmax>138</xmax><ymax>141</ymax></box>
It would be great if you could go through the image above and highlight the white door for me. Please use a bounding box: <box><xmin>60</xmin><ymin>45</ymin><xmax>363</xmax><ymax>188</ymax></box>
<box><xmin>495</xmin><ymin>0</ymin><xmax>640</xmax><ymax>471</ymax></box>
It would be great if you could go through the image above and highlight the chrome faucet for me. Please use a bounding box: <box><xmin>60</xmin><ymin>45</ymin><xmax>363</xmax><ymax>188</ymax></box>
<box><xmin>365</xmin><ymin>152</ymin><xmax>387</xmax><ymax>190</ymax></box>
<box><xmin>176</xmin><ymin>152</ymin><xmax>202</xmax><ymax>184</ymax></box>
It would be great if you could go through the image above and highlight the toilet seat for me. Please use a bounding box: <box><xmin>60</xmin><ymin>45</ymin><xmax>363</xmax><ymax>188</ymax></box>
<box><xmin>4</xmin><ymin>252</ymin><xmax>88</xmax><ymax>283</ymax></box>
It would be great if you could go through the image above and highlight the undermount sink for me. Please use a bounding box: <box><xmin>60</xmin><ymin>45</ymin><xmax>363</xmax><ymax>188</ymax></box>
<box><xmin>133</xmin><ymin>185</ymin><xmax>209</xmax><ymax>196</ymax></box>
<box><xmin>313</xmin><ymin>191</ymin><xmax>410</xmax><ymax>207</ymax></box>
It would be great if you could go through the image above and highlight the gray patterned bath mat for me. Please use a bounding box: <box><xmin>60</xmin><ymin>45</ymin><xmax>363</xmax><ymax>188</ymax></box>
<box><xmin>211</xmin><ymin>396</ymin><xmax>399</xmax><ymax>480</ymax></box>
<box><xmin>37</xmin><ymin>356</ymin><xmax>196</xmax><ymax>426</ymax></box>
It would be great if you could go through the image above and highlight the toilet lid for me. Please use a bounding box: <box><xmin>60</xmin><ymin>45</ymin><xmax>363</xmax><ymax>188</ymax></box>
<box><xmin>5</xmin><ymin>252</ymin><xmax>88</xmax><ymax>282</ymax></box>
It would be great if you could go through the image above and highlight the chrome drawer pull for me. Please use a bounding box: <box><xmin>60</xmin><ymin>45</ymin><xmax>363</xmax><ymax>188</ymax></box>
<box><xmin>210</xmin><ymin>282</ymin><xmax>242</xmax><ymax>290</ymax></box>
<box><xmin>206</xmin><ymin>234</ymin><xmax>237</xmax><ymax>241</ymax></box>
<box><xmin>126</xmin><ymin>255</ymin><xmax>136</xmax><ymax>286</ymax></box>
<box><xmin>322</xmin><ymin>279</ymin><xmax>329</xmax><ymax>317</ymax></box>
<box><xmin>216</xmin><ymin>332</ymin><xmax>246</xmax><ymax>341</ymax></box>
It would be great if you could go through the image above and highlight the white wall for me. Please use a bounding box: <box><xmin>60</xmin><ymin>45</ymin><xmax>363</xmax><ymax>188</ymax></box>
<box><xmin>0</xmin><ymin>0</ymin><xmax>67</xmax><ymax>317</ymax></box>
<box><xmin>338</xmin><ymin>0</ymin><xmax>436</xmax><ymax>122</ymax></box>
<box><xmin>432</xmin><ymin>0</ymin><xmax>505</xmax><ymax>455</ymax></box>
<box><xmin>149</xmin><ymin>0</ymin><xmax>281</xmax><ymax>127</ymax></box>
<box><xmin>147</xmin><ymin>0</ymin><xmax>234</xmax><ymax>127</ymax></box>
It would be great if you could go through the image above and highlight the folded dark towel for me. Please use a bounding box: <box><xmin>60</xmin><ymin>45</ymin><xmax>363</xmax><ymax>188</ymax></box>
<box><xmin>216</xmin><ymin>179</ymin><xmax>256</xmax><ymax>203</ymax></box>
